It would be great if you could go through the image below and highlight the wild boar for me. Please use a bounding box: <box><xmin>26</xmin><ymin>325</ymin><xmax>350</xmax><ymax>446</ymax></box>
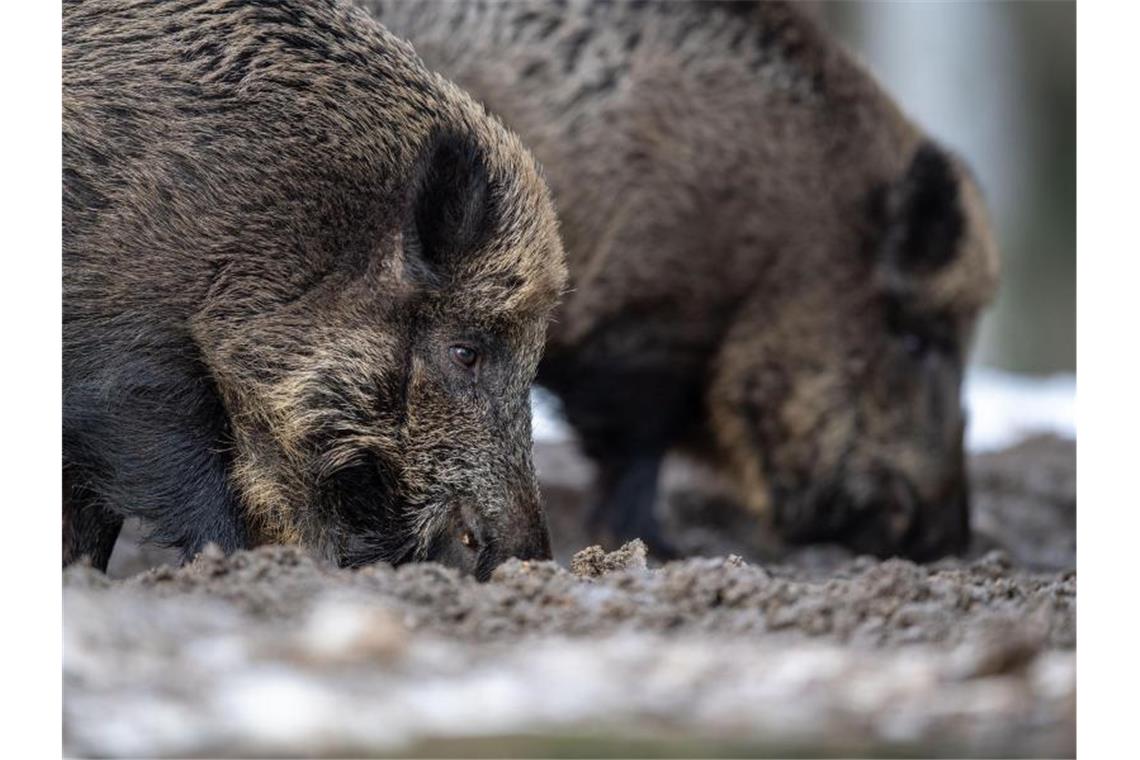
<box><xmin>63</xmin><ymin>0</ymin><xmax>567</xmax><ymax>579</ymax></box>
<box><xmin>365</xmin><ymin>0</ymin><xmax>1000</xmax><ymax>560</ymax></box>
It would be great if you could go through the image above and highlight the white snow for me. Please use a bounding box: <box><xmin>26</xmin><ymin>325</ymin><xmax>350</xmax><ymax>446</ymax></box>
<box><xmin>963</xmin><ymin>367</ymin><xmax>1075</xmax><ymax>452</ymax></box>
<box><xmin>531</xmin><ymin>367</ymin><xmax>1076</xmax><ymax>453</ymax></box>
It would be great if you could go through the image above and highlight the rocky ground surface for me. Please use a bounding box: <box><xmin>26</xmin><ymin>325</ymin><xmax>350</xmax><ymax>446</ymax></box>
<box><xmin>66</xmin><ymin>436</ymin><xmax>1075</xmax><ymax>758</ymax></box>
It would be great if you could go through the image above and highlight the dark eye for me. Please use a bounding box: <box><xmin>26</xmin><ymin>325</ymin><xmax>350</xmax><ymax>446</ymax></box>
<box><xmin>900</xmin><ymin>331</ymin><xmax>931</xmax><ymax>357</ymax></box>
<box><xmin>887</xmin><ymin>298</ymin><xmax>958</xmax><ymax>362</ymax></box>
<box><xmin>448</xmin><ymin>344</ymin><xmax>479</xmax><ymax>370</ymax></box>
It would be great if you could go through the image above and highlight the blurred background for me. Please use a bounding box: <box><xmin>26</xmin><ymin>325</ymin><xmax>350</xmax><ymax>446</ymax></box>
<box><xmin>537</xmin><ymin>2</ymin><xmax>1077</xmax><ymax>454</ymax></box>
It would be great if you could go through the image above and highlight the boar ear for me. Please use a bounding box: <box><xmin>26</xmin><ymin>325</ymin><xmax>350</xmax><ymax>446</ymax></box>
<box><xmin>404</xmin><ymin>130</ymin><xmax>496</xmax><ymax>279</ymax></box>
<box><xmin>878</xmin><ymin>141</ymin><xmax>965</xmax><ymax>276</ymax></box>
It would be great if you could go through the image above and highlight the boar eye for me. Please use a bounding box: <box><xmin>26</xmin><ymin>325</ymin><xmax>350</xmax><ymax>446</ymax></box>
<box><xmin>886</xmin><ymin>299</ymin><xmax>956</xmax><ymax>360</ymax></box>
<box><xmin>448</xmin><ymin>344</ymin><xmax>479</xmax><ymax>371</ymax></box>
<box><xmin>900</xmin><ymin>331</ymin><xmax>930</xmax><ymax>357</ymax></box>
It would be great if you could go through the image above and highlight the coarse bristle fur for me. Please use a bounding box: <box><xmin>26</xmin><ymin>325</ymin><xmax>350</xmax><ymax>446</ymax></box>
<box><xmin>63</xmin><ymin>0</ymin><xmax>567</xmax><ymax>578</ymax></box>
<box><xmin>366</xmin><ymin>0</ymin><xmax>1000</xmax><ymax>561</ymax></box>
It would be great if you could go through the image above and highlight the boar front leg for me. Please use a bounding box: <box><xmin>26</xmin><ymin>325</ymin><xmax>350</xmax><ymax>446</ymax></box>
<box><xmin>589</xmin><ymin>453</ymin><xmax>678</xmax><ymax>560</ymax></box>
<box><xmin>62</xmin><ymin>349</ymin><xmax>250</xmax><ymax>567</ymax></box>
<box><xmin>62</xmin><ymin>468</ymin><xmax>123</xmax><ymax>571</ymax></box>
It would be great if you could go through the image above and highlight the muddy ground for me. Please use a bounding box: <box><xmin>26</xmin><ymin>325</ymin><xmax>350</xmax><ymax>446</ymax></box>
<box><xmin>65</xmin><ymin>436</ymin><xmax>1075</xmax><ymax>758</ymax></box>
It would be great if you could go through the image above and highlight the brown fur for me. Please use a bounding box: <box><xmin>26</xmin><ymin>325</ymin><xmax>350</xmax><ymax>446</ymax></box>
<box><xmin>63</xmin><ymin>0</ymin><xmax>566</xmax><ymax>578</ymax></box>
<box><xmin>366</xmin><ymin>0</ymin><xmax>1000</xmax><ymax>559</ymax></box>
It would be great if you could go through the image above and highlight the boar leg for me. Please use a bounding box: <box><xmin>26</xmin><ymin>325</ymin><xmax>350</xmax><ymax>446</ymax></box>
<box><xmin>63</xmin><ymin>352</ymin><xmax>250</xmax><ymax>566</ymax></box>
<box><xmin>62</xmin><ymin>470</ymin><xmax>122</xmax><ymax>571</ymax></box>
<box><xmin>590</xmin><ymin>454</ymin><xmax>677</xmax><ymax>559</ymax></box>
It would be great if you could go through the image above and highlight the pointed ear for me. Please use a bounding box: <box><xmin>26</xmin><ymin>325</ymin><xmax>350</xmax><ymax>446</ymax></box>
<box><xmin>404</xmin><ymin>130</ymin><xmax>496</xmax><ymax>280</ymax></box>
<box><xmin>879</xmin><ymin>141</ymin><xmax>966</xmax><ymax>275</ymax></box>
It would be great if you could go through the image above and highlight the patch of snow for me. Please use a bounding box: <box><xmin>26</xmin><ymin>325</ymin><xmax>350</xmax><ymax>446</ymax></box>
<box><xmin>530</xmin><ymin>386</ymin><xmax>573</xmax><ymax>443</ymax></box>
<box><xmin>531</xmin><ymin>367</ymin><xmax>1076</xmax><ymax>453</ymax></box>
<box><xmin>964</xmin><ymin>367</ymin><xmax>1075</xmax><ymax>452</ymax></box>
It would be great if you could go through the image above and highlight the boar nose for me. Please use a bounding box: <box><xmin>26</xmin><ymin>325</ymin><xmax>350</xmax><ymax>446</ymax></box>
<box><xmin>904</xmin><ymin>476</ymin><xmax>971</xmax><ymax>562</ymax></box>
<box><xmin>500</xmin><ymin>491</ymin><xmax>553</xmax><ymax>561</ymax></box>
<box><xmin>841</xmin><ymin>473</ymin><xmax>919</xmax><ymax>558</ymax></box>
<box><xmin>865</xmin><ymin>472</ymin><xmax>970</xmax><ymax>562</ymax></box>
<box><xmin>472</xmin><ymin>491</ymin><xmax>553</xmax><ymax>581</ymax></box>
<box><xmin>841</xmin><ymin>469</ymin><xmax>970</xmax><ymax>562</ymax></box>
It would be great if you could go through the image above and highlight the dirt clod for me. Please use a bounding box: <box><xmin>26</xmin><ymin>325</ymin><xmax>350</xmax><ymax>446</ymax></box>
<box><xmin>570</xmin><ymin>539</ymin><xmax>649</xmax><ymax>578</ymax></box>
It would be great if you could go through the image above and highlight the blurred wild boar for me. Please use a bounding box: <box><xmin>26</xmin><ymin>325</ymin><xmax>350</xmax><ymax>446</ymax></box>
<box><xmin>63</xmin><ymin>0</ymin><xmax>566</xmax><ymax>579</ymax></box>
<box><xmin>366</xmin><ymin>0</ymin><xmax>1000</xmax><ymax>560</ymax></box>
